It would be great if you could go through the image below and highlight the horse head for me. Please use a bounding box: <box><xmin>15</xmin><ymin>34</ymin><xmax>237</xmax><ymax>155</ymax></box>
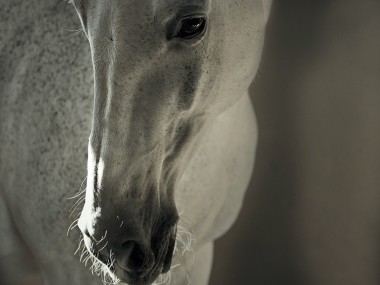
<box><xmin>72</xmin><ymin>0</ymin><xmax>270</xmax><ymax>284</ymax></box>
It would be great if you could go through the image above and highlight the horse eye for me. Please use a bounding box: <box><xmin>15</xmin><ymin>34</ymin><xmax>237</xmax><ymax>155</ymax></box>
<box><xmin>176</xmin><ymin>17</ymin><xmax>206</xmax><ymax>39</ymax></box>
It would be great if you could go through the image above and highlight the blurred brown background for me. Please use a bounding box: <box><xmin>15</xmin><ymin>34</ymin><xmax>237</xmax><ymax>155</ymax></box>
<box><xmin>211</xmin><ymin>0</ymin><xmax>380</xmax><ymax>285</ymax></box>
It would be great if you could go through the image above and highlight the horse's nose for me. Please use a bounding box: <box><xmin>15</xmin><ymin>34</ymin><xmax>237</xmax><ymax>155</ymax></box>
<box><xmin>79</xmin><ymin>226</ymin><xmax>154</xmax><ymax>276</ymax></box>
<box><xmin>90</xmin><ymin>233</ymin><xmax>156</xmax><ymax>278</ymax></box>
<box><xmin>78</xmin><ymin>211</ymin><xmax>179</xmax><ymax>282</ymax></box>
<box><xmin>114</xmin><ymin>240</ymin><xmax>155</xmax><ymax>275</ymax></box>
<box><xmin>80</xmin><ymin>224</ymin><xmax>177</xmax><ymax>281</ymax></box>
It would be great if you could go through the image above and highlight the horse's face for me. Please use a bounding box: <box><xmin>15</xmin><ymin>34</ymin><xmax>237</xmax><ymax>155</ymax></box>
<box><xmin>73</xmin><ymin>0</ymin><xmax>268</xmax><ymax>283</ymax></box>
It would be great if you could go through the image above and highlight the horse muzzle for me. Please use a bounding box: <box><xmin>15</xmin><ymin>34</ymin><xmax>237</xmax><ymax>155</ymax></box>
<box><xmin>79</xmin><ymin>213</ymin><xmax>178</xmax><ymax>285</ymax></box>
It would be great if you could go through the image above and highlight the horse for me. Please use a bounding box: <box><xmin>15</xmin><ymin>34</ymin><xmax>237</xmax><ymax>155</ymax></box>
<box><xmin>0</xmin><ymin>0</ymin><xmax>271</xmax><ymax>284</ymax></box>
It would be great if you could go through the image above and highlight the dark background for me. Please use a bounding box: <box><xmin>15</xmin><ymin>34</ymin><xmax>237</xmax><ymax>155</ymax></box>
<box><xmin>210</xmin><ymin>1</ymin><xmax>380</xmax><ymax>285</ymax></box>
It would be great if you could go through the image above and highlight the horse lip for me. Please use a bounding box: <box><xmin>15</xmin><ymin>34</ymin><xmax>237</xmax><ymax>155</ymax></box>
<box><xmin>116</xmin><ymin>264</ymin><xmax>159</xmax><ymax>285</ymax></box>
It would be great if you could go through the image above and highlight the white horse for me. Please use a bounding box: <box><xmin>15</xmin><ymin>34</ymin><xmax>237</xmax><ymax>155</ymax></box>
<box><xmin>0</xmin><ymin>0</ymin><xmax>271</xmax><ymax>284</ymax></box>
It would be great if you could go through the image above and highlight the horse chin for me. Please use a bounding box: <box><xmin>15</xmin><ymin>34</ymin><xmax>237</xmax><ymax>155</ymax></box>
<box><xmin>113</xmin><ymin>261</ymin><xmax>169</xmax><ymax>285</ymax></box>
<box><xmin>114</xmin><ymin>267</ymin><xmax>159</xmax><ymax>285</ymax></box>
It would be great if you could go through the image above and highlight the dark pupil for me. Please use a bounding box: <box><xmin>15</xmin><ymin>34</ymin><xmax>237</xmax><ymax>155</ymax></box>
<box><xmin>180</xmin><ymin>18</ymin><xmax>204</xmax><ymax>36</ymax></box>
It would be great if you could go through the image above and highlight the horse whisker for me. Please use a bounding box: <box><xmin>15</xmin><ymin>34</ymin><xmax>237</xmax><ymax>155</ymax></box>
<box><xmin>66</xmin><ymin>218</ymin><xmax>79</xmax><ymax>237</ymax></box>
<box><xmin>69</xmin><ymin>197</ymin><xmax>86</xmax><ymax>218</ymax></box>
<box><xmin>67</xmin><ymin>177</ymin><xmax>87</xmax><ymax>200</ymax></box>
<box><xmin>98</xmin><ymin>240</ymin><xmax>109</xmax><ymax>252</ymax></box>
<box><xmin>74</xmin><ymin>238</ymin><xmax>84</xmax><ymax>255</ymax></box>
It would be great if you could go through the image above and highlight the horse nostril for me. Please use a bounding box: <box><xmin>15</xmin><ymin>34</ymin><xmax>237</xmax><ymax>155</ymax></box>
<box><xmin>118</xmin><ymin>241</ymin><xmax>154</xmax><ymax>275</ymax></box>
